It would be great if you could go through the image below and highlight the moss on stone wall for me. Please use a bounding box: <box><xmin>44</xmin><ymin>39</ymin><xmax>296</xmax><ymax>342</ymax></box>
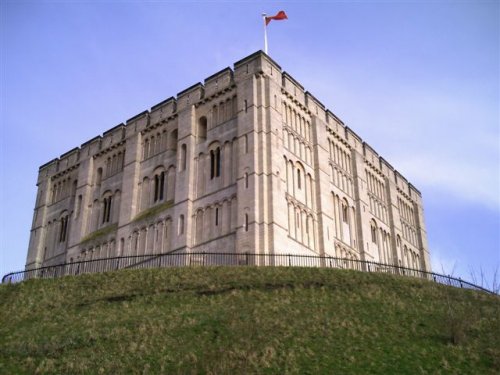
<box><xmin>132</xmin><ymin>200</ymin><xmax>174</xmax><ymax>223</ymax></box>
<box><xmin>79</xmin><ymin>223</ymin><xmax>118</xmax><ymax>244</ymax></box>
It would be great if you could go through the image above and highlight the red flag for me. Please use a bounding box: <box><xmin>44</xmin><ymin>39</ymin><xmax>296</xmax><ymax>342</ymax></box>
<box><xmin>265</xmin><ymin>10</ymin><xmax>288</xmax><ymax>26</ymax></box>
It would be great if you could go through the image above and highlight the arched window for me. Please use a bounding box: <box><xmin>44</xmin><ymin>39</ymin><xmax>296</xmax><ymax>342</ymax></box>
<box><xmin>178</xmin><ymin>215</ymin><xmax>185</xmax><ymax>235</ymax></box>
<box><xmin>198</xmin><ymin>117</ymin><xmax>207</xmax><ymax>143</ymax></box>
<box><xmin>102</xmin><ymin>195</ymin><xmax>113</xmax><ymax>224</ymax></box>
<box><xmin>342</xmin><ymin>201</ymin><xmax>349</xmax><ymax>223</ymax></box>
<box><xmin>245</xmin><ymin>173</ymin><xmax>249</xmax><ymax>188</ymax></box>
<box><xmin>371</xmin><ymin>221</ymin><xmax>377</xmax><ymax>244</ymax></box>
<box><xmin>210</xmin><ymin>147</ymin><xmax>221</xmax><ymax>179</ymax></box>
<box><xmin>59</xmin><ymin>214</ymin><xmax>69</xmax><ymax>243</ymax></box>
<box><xmin>154</xmin><ymin>171</ymin><xmax>165</xmax><ymax>203</ymax></box>
<box><xmin>297</xmin><ymin>169</ymin><xmax>302</xmax><ymax>189</ymax></box>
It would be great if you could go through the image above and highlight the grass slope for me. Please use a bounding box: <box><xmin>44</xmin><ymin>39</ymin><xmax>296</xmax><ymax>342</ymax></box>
<box><xmin>1</xmin><ymin>267</ymin><xmax>499</xmax><ymax>374</ymax></box>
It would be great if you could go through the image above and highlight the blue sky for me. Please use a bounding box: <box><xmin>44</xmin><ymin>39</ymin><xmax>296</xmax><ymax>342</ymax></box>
<box><xmin>1</xmin><ymin>1</ymin><xmax>498</xmax><ymax>288</ymax></box>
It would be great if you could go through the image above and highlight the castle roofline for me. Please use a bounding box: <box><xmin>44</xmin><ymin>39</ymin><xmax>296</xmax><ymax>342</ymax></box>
<box><xmin>234</xmin><ymin>50</ymin><xmax>282</xmax><ymax>71</ymax></box>
<box><xmin>204</xmin><ymin>67</ymin><xmax>233</xmax><ymax>84</ymax></box>
<box><xmin>151</xmin><ymin>97</ymin><xmax>176</xmax><ymax>111</ymax></box>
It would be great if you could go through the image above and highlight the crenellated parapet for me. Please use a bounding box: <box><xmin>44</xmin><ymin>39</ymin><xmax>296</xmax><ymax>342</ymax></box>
<box><xmin>26</xmin><ymin>50</ymin><xmax>430</xmax><ymax>273</ymax></box>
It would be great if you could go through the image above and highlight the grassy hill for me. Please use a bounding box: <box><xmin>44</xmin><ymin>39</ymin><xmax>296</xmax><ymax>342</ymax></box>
<box><xmin>1</xmin><ymin>266</ymin><xmax>498</xmax><ymax>374</ymax></box>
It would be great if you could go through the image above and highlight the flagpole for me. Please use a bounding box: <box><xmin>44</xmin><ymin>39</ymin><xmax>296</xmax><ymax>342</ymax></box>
<box><xmin>262</xmin><ymin>13</ymin><xmax>268</xmax><ymax>54</ymax></box>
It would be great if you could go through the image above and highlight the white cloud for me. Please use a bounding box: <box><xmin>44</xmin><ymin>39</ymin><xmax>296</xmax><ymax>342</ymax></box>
<box><xmin>396</xmin><ymin>155</ymin><xmax>500</xmax><ymax>210</ymax></box>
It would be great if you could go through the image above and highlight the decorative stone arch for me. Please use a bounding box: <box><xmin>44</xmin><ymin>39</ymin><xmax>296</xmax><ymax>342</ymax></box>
<box><xmin>100</xmin><ymin>190</ymin><xmax>113</xmax><ymax>225</ymax></box>
<box><xmin>152</xmin><ymin>165</ymin><xmax>166</xmax><ymax>203</ymax></box>
<box><xmin>295</xmin><ymin>161</ymin><xmax>305</xmax><ymax>191</ymax></box>
<box><xmin>208</xmin><ymin>141</ymin><xmax>222</xmax><ymax>180</ymax></box>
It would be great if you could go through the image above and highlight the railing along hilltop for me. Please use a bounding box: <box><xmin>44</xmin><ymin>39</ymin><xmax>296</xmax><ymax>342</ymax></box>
<box><xmin>1</xmin><ymin>252</ymin><xmax>494</xmax><ymax>294</ymax></box>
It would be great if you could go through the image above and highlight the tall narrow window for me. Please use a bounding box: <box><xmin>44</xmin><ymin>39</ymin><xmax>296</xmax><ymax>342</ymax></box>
<box><xmin>245</xmin><ymin>173</ymin><xmax>249</xmax><ymax>188</ymax></box>
<box><xmin>159</xmin><ymin>171</ymin><xmax>165</xmax><ymax>201</ymax></box>
<box><xmin>210</xmin><ymin>150</ymin><xmax>215</xmax><ymax>179</ymax></box>
<box><xmin>154</xmin><ymin>175</ymin><xmax>160</xmax><ymax>202</ymax></box>
<box><xmin>154</xmin><ymin>172</ymin><xmax>165</xmax><ymax>202</ymax></box>
<box><xmin>297</xmin><ymin>170</ymin><xmax>301</xmax><ymax>189</ymax></box>
<box><xmin>210</xmin><ymin>147</ymin><xmax>221</xmax><ymax>179</ymax></box>
<box><xmin>179</xmin><ymin>215</ymin><xmax>185</xmax><ymax>235</ymax></box>
<box><xmin>102</xmin><ymin>198</ymin><xmax>108</xmax><ymax>224</ymax></box>
<box><xmin>215</xmin><ymin>208</ymin><xmax>219</xmax><ymax>226</ymax></box>
<box><xmin>102</xmin><ymin>196</ymin><xmax>113</xmax><ymax>224</ymax></box>
<box><xmin>371</xmin><ymin>224</ymin><xmax>377</xmax><ymax>244</ymax></box>
<box><xmin>216</xmin><ymin>147</ymin><xmax>221</xmax><ymax>177</ymax></box>
<box><xmin>245</xmin><ymin>214</ymin><xmax>249</xmax><ymax>232</ymax></box>
<box><xmin>106</xmin><ymin>196</ymin><xmax>112</xmax><ymax>223</ymax></box>
<box><xmin>59</xmin><ymin>216</ymin><xmax>68</xmax><ymax>243</ymax></box>
<box><xmin>342</xmin><ymin>203</ymin><xmax>348</xmax><ymax>223</ymax></box>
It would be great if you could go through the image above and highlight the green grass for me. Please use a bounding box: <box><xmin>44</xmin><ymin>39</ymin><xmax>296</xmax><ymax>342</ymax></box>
<box><xmin>0</xmin><ymin>267</ymin><xmax>498</xmax><ymax>374</ymax></box>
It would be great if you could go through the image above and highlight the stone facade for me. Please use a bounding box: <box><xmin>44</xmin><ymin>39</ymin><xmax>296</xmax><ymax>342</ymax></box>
<box><xmin>26</xmin><ymin>51</ymin><xmax>431</xmax><ymax>272</ymax></box>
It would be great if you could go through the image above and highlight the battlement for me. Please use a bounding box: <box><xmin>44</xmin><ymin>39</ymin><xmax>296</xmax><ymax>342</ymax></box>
<box><xmin>36</xmin><ymin>50</ymin><xmax>421</xmax><ymax>199</ymax></box>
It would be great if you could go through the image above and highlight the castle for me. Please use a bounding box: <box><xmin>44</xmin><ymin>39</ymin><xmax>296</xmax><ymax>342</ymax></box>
<box><xmin>26</xmin><ymin>51</ymin><xmax>431</xmax><ymax>272</ymax></box>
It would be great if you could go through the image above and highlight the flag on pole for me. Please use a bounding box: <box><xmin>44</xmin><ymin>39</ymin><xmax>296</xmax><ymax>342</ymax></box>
<box><xmin>265</xmin><ymin>10</ymin><xmax>288</xmax><ymax>26</ymax></box>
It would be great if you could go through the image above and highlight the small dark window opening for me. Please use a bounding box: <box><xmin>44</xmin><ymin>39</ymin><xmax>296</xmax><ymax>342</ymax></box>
<box><xmin>215</xmin><ymin>208</ymin><xmax>219</xmax><ymax>226</ymax></box>
<box><xmin>297</xmin><ymin>170</ymin><xmax>301</xmax><ymax>189</ymax></box>
<box><xmin>154</xmin><ymin>172</ymin><xmax>165</xmax><ymax>202</ymax></box>
<box><xmin>210</xmin><ymin>147</ymin><xmax>221</xmax><ymax>179</ymax></box>
<box><xmin>342</xmin><ymin>204</ymin><xmax>348</xmax><ymax>223</ymax></box>
<box><xmin>245</xmin><ymin>214</ymin><xmax>249</xmax><ymax>232</ymax></box>
<box><xmin>59</xmin><ymin>216</ymin><xmax>68</xmax><ymax>243</ymax></box>
<box><xmin>216</xmin><ymin>148</ymin><xmax>221</xmax><ymax>177</ymax></box>
<box><xmin>102</xmin><ymin>196</ymin><xmax>112</xmax><ymax>224</ymax></box>
<box><xmin>210</xmin><ymin>150</ymin><xmax>215</xmax><ymax>179</ymax></box>
<box><xmin>371</xmin><ymin>226</ymin><xmax>377</xmax><ymax>244</ymax></box>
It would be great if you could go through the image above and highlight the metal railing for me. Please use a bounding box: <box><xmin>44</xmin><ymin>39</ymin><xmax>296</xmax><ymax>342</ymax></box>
<box><xmin>1</xmin><ymin>252</ymin><xmax>495</xmax><ymax>294</ymax></box>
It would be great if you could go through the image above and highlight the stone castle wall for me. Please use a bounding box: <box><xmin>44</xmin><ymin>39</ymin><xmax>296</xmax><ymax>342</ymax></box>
<box><xmin>26</xmin><ymin>51</ymin><xmax>431</xmax><ymax>272</ymax></box>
